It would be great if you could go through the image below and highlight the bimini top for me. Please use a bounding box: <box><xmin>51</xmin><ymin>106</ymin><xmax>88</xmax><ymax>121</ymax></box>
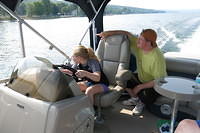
<box><xmin>0</xmin><ymin>0</ymin><xmax>110</xmax><ymax>12</ymax></box>
<box><xmin>0</xmin><ymin>0</ymin><xmax>21</xmax><ymax>11</ymax></box>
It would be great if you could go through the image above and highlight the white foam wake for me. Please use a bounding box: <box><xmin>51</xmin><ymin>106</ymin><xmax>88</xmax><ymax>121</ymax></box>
<box><xmin>179</xmin><ymin>25</ymin><xmax>200</xmax><ymax>59</ymax></box>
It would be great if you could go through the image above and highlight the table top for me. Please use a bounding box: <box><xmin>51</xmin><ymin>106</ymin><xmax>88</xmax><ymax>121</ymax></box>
<box><xmin>154</xmin><ymin>76</ymin><xmax>200</xmax><ymax>101</ymax></box>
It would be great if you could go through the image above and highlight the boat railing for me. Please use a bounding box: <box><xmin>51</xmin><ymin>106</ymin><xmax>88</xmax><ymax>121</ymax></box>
<box><xmin>79</xmin><ymin>0</ymin><xmax>107</xmax><ymax>50</ymax></box>
<box><xmin>0</xmin><ymin>0</ymin><xmax>107</xmax><ymax>81</ymax></box>
<box><xmin>0</xmin><ymin>0</ymin><xmax>107</xmax><ymax>59</ymax></box>
<box><xmin>0</xmin><ymin>1</ymin><xmax>70</xmax><ymax>60</ymax></box>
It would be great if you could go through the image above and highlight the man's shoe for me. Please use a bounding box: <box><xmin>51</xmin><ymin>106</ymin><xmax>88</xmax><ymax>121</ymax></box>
<box><xmin>132</xmin><ymin>102</ymin><xmax>145</xmax><ymax>115</ymax></box>
<box><xmin>122</xmin><ymin>97</ymin><xmax>139</xmax><ymax>106</ymax></box>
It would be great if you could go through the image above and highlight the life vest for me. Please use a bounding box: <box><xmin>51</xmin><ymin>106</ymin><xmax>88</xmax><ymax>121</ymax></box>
<box><xmin>77</xmin><ymin>64</ymin><xmax>109</xmax><ymax>86</ymax></box>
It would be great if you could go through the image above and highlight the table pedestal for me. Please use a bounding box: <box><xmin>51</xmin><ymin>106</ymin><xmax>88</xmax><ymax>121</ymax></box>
<box><xmin>170</xmin><ymin>100</ymin><xmax>179</xmax><ymax>133</ymax></box>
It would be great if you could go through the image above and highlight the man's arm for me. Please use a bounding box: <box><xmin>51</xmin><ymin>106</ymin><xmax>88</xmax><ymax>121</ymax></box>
<box><xmin>97</xmin><ymin>30</ymin><xmax>139</xmax><ymax>58</ymax></box>
<box><xmin>97</xmin><ymin>30</ymin><xmax>133</xmax><ymax>39</ymax></box>
<box><xmin>133</xmin><ymin>80</ymin><xmax>155</xmax><ymax>94</ymax></box>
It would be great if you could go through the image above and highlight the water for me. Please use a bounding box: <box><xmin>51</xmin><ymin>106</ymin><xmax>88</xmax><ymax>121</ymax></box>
<box><xmin>1</xmin><ymin>11</ymin><xmax>200</xmax><ymax>79</ymax></box>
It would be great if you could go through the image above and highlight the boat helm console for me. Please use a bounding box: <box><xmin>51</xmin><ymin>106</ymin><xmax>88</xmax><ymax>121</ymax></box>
<box><xmin>0</xmin><ymin>56</ymin><xmax>94</xmax><ymax>133</ymax></box>
<box><xmin>7</xmin><ymin>56</ymin><xmax>83</xmax><ymax>101</ymax></box>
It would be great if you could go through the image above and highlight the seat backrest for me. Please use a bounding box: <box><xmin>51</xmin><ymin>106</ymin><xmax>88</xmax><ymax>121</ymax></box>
<box><xmin>96</xmin><ymin>34</ymin><xmax>130</xmax><ymax>85</ymax></box>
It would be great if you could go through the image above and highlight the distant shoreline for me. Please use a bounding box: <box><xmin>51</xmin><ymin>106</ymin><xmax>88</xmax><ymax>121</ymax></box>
<box><xmin>0</xmin><ymin>15</ymin><xmax>82</xmax><ymax>21</ymax></box>
<box><xmin>0</xmin><ymin>12</ymin><xmax>166</xmax><ymax>21</ymax></box>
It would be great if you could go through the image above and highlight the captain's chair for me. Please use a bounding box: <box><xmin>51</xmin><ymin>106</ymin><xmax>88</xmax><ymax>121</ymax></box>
<box><xmin>94</xmin><ymin>34</ymin><xmax>132</xmax><ymax>121</ymax></box>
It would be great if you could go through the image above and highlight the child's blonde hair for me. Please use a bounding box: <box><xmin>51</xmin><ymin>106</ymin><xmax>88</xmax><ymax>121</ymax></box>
<box><xmin>72</xmin><ymin>45</ymin><xmax>98</xmax><ymax>60</ymax></box>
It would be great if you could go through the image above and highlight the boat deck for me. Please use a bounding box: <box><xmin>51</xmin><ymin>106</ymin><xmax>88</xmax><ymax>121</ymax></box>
<box><xmin>94</xmin><ymin>98</ymin><xmax>161</xmax><ymax>133</ymax></box>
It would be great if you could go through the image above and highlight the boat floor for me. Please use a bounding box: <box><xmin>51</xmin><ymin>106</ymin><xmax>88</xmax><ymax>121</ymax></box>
<box><xmin>94</xmin><ymin>99</ymin><xmax>161</xmax><ymax>133</ymax></box>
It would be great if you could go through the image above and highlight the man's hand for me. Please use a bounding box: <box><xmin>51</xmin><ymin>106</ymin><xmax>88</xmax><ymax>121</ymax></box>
<box><xmin>132</xmin><ymin>84</ymin><xmax>144</xmax><ymax>95</ymax></box>
<box><xmin>97</xmin><ymin>30</ymin><xmax>133</xmax><ymax>40</ymax></box>
<box><xmin>96</xmin><ymin>32</ymin><xmax>109</xmax><ymax>40</ymax></box>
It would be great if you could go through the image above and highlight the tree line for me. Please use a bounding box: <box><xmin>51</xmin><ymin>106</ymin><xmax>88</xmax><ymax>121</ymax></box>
<box><xmin>0</xmin><ymin>0</ymin><xmax>165</xmax><ymax>19</ymax></box>
<box><xmin>0</xmin><ymin>0</ymin><xmax>85</xmax><ymax>19</ymax></box>
<box><xmin>16</xmin><ymin>0</ymin><xmax>85</xmax><ymax>18</ymax></box>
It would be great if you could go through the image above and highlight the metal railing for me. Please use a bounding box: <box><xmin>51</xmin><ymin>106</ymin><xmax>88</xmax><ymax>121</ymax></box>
<box><xmin>0</xmin><ymin>0</ymin><xmax>107</xmax><ymax>82</ymax></box>
<box><xmin>79</xmin><ymin>0</ymin><xmax>107</xmax><ymax>50</ymax></box>
<box><xmin>0</xmin><ymin>1</ymin><xmax>70</xmax><ymax>60</ymax></box>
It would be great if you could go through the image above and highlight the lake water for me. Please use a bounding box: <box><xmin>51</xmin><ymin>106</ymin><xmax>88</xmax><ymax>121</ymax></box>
<box><xmin>1</xmin><ymin>11</ymin><xmax>200</xmax><ymax>79</ymax></box>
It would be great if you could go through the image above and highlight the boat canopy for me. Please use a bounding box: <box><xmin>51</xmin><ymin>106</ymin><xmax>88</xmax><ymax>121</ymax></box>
<box><xmin>0</xmin><ymin>0</ymin><xmax>110</xmax><ymax>49</ymax></box>
<box><xmin>0</xmin><ymin>0</ymin><xmax>21</xmax><ymax>11</ymax></box>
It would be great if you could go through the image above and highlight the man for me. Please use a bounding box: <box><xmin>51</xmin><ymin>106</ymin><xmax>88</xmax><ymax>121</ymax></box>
<box><xmin>97</xmin><ymin>29</ymin><xmax>167</xmax><ymax>115</ymax></box>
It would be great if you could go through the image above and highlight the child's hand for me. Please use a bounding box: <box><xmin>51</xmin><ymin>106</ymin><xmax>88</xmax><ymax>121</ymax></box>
<box><xmin>75</xmin><ymin>70</ymin><xmax>87</xmax><ymax>78</ymax></box>
<box><xmin>60</xmin><ymin>68</ymin><xmax>73</xmax><ymax>76</ymax></box>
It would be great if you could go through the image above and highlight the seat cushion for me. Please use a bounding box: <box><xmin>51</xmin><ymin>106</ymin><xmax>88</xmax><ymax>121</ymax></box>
<box><xmin>94</xmin><ymin>34</ymin><xmax>131</xmax><ymax>108</ymax></box>
<box><xmin>96</xmin><ymin>34</ymin><xmax>130</xmax><ymax>85</ymax></box>
<box><xmin>165</xmin><ymin>53</ymin><xmax>200</xmax><ymax>75</ymax></box>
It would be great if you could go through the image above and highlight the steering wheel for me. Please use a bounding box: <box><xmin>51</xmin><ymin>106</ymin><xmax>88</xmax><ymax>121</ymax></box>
<box><xmin>52</xmin><ymin>64</ymin><xmax>79</xmax><ymax>81</ymax></box>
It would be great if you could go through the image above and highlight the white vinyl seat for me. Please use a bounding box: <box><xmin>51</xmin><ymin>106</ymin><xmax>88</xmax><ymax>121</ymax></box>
<box><xmin>94</xmin><ymin>34</ymin><xmax>132</xmax><ymax>121</ymax></box>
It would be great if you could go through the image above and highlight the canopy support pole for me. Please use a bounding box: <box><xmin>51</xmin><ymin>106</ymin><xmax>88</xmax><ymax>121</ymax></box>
<box><xmin>79</xmin><ymin>0</ymin><xmax>107</xmax><ymax>49</ymax></box>
<box><xmin>18</xmin><ymin>21</ymin><xmax>26</xmax><ymax>57</ymax></box>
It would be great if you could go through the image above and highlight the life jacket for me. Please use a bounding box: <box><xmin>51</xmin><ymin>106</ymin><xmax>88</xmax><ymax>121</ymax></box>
<box><xmin>77</xmin><ymin>64</ymin><xmax>109</xmax><ymax>86</ymax></box>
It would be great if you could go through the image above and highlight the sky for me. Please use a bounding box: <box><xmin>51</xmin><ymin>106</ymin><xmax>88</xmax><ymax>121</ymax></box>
<box><xmin>109</xmin><ymin>0</ymin><xmax>200</xmax><ymax>10</ymax></box>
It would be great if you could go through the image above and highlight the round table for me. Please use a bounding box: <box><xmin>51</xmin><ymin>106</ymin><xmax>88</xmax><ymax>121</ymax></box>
<box><xmin>154</xmin><ymin>76</ymin><xmax>200</xmax><ymax>133</ymax></box>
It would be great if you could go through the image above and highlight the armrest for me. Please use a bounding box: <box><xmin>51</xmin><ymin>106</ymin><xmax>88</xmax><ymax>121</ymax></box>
<box><xmin>115</xmin><ymin>69</ymin><xmax>133</xmax><ymax>88</ymax></box>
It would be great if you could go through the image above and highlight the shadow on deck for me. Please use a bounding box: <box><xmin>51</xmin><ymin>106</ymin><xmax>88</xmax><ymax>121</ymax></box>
<box><xmin>94</xmin><ymin>99</ymin><xmax>161</xmax><ymax>133</ymax></box>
